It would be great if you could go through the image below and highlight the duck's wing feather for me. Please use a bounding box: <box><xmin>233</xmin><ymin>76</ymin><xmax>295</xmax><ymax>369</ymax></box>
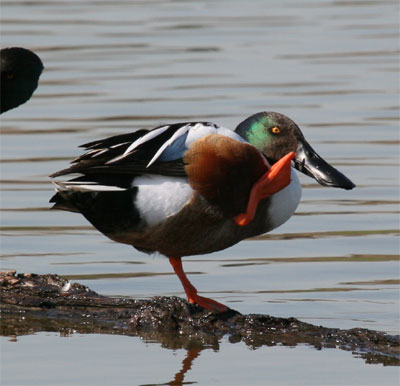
<box><xmin>51</xmin><ymin>122</ymin><xmax>245</xmax><ymax>178</ymax></box>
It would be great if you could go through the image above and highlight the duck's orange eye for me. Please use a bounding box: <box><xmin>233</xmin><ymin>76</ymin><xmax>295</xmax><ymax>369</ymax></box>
<box><xmin>271</xmin><ymin>127</ymin><xmax>280</xmax><ymax>134</ymax></box>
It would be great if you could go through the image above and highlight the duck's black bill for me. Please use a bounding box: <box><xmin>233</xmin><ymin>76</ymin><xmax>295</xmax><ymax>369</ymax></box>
<box><xmin>293</xmin><ymin>141</ymin><xmax>355</xmax><ymax>190</ymax></box>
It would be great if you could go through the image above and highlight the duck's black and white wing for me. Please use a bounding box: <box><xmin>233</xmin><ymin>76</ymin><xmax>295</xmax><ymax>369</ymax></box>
<box><xmin>50</xmin><ymin>121</ymin><xmax>244</xmax><ymax>179</ymax></box>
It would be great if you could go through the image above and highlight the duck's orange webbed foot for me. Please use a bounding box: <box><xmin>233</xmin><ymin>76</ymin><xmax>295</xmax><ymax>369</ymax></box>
<box><xmin>187</xmin><ymin>292</ymin><xmax>228</xmax><ymax>313</ymax></box>
<box><xmin>234</xmin><ymin>151</ymin><xmax>296</xmax><ymax>226</ymax></box>
<box><xmin>169</xmin><ymin>257</ymin><xmax>228</xmax><ymax>313</ymax></box>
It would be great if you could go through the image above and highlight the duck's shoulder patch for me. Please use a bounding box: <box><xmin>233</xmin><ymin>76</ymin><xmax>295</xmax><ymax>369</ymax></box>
<box><xmin>184</xmin><ymin>134</ymin><xmax>268</xmax><ymax>216</ymax></box>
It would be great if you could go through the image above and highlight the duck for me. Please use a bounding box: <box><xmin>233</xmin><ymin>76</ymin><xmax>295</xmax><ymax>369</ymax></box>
<box><xmin>1</xmin><ymin>47</ymin><xmax>44</xmax><ymax>114</ymax></box>
<box><xmin>50</xmin><ymin>112</ymin><xmax>355</xmax><ymax>312</ymax></box>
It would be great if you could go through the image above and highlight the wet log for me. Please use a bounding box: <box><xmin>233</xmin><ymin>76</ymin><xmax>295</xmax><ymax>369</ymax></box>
<box><xmin>1</xmin><ymin>270</ymin><xmax>399</xmax><ymax>366</ymax></box>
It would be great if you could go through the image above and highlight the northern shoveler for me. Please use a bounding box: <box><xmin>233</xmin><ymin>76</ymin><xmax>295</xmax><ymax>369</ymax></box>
<box><xmin>0</xmin><ymin>47</ymin><xmax>43</xmax><ymax>114</ymax></box>
<box><xmin>50</xmin><ymin>112</ymin><xmax>355</xmax><ymax>312</ymax></box>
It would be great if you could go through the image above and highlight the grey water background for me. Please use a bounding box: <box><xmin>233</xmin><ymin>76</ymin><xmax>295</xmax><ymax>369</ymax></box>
<box><xmin>1</xmin><ymin>0</ymin><xmax>399</xmax><ymax>385</ymax></box>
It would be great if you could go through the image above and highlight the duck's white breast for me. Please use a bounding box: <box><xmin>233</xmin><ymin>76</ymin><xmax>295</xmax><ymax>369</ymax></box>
<box><xmin>267</xmin><ymin>169</ymin><xmax>302</xmax><ymax>230</ymax></box>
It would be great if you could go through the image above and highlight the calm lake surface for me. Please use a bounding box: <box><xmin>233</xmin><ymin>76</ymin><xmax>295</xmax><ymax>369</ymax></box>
<box><xmin>1</xmin><ymin>0</ymin><xmax>399</xmax><ymax>385</ymax></box>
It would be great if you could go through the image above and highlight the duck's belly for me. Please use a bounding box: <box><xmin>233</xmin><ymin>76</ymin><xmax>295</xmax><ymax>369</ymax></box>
<box><xmin>112</xmin><ymin>171</ymin><xmax>301</xmax><ymax>257</ymax></box>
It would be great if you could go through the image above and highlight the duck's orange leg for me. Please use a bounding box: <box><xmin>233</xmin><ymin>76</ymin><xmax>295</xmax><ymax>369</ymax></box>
<box><xmin>235</xmin><ymin>151</ymin><xmax>296</xmax><ymax>226</ymax></box>
<box><xmin>169</xmin><ymin>257</ymin><xmax>228</xmax><ymax>312</ymax></box>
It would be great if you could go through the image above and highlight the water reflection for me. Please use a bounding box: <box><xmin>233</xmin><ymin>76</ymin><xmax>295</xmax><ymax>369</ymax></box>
<box><xmin>167</xmin><ymin>347</ymin><xmax>201</xmax><ymax>386</ymax></box>
<box><xmin>3</xmin><ymin>331</ymin><xmax>399</xmax><ymax>386</ymax></box>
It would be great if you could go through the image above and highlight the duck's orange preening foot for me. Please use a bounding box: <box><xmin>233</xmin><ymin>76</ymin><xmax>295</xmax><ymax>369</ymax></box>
<box><xmin>235</xmin><ymin>151</ymin><xmax>296</xmax><ymax>226</ymax></box>
<box><xmin>169</xmin><ymin>257</ymin><xmax>228</xmax><ymax>313</ymax></box>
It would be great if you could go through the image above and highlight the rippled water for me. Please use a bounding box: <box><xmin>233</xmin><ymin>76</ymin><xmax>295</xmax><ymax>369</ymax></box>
<box><xmin>1</xmin><ymin>0</ymin><xmax>399</xmax><ymax>385</ymax></box>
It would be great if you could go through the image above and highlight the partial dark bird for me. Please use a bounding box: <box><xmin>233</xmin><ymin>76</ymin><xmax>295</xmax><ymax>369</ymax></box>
<box><xmin>1</xmin><ymin>47</ymin><xmax>44</xmax><ymax>113</ymax></box>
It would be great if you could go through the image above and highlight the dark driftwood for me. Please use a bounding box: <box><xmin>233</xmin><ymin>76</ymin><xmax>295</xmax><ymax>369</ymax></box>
<box><xmin>1</xmin><ymin>270</ymin><xmax>399</xmax><ymax>367</ymax></box>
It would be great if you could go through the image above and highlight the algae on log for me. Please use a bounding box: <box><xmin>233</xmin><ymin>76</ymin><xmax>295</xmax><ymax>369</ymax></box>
<box><xmin>1</xmin><ymin>270</ymin><xmax>399</xmax><ymax>366</ymax></box>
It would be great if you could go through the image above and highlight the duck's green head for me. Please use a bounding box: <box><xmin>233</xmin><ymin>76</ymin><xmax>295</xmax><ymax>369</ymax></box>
<box><xmin>235</xmin><ymin>112</ymin><xmax>355</xmax><ymax>190</ymax></box>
